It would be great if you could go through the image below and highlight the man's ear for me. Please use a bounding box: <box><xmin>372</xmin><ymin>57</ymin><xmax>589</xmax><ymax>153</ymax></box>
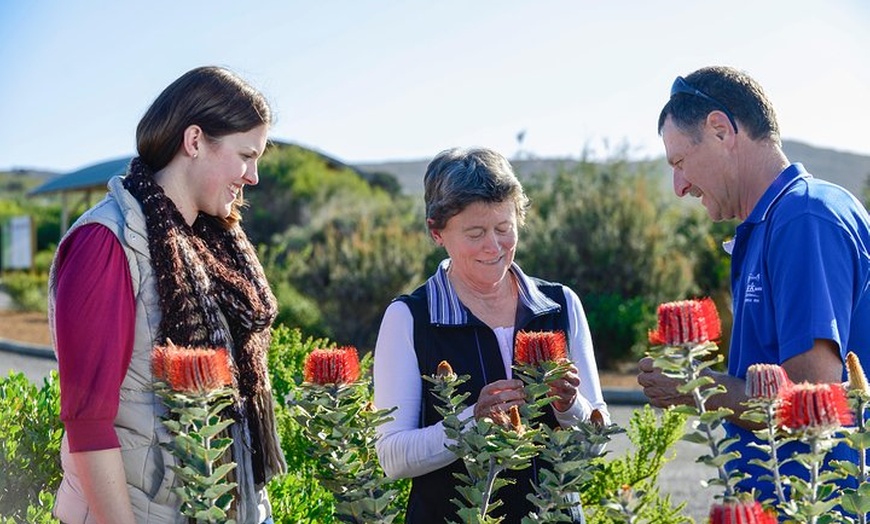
<box><xmin>706</xmin><ymin>111</ymin><xmax>735</xmax><ymax>142</ymax></box>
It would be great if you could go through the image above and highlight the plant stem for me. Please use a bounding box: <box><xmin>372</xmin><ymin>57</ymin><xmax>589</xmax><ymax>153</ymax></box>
<box><xmin>687</xmin><ymin>353</ymin><xmax>734</xmax><ymax>498</ymax></box>
<box><xmin>764</xmin><ymin>401</ymin><xmax>787</xmax><ymax>505</ymax></box>
<box><xmin>480</xmin><ymin>457</ymin><xmax>501</xmax><ymax>520</ymax></box>
<box><xmin>809</xmin><ymin>436</ymin><xmax>821</xmax><ymax>524</ymax></box>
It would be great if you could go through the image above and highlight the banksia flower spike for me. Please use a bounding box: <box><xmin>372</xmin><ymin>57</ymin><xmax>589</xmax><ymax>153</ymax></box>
<box><xmin>709</xmin><ymin>500</ymin><xmax>777</xmax><ymax>524</ymax></box>
<box><xmin>847</xmin><ymin>351</ymin><xmax>870</xmax><ymax>396</ymax></box>
<box><xmin>152</xmin><ymin>339</ymin><xmax>234</xmax><ymax>394</ymax></box>
<box><xmin>303</xmin><ymin>346</ymin><xmax>361</xmax><ymax>385</ymax></box>
<box><xmin>777</xmin><ymin>382</ymin><xmax>854</xmax><ymax>433</ymax></box>
<box><xmin>746</xmin><ymin>363</ymin><xmax>792</xmax><ymax>400</ymax></box>
<box><xmin>489</xmin><ymin>404</ymin><xmax>525</xmax><ymax>436</ymax></box>
<box><xmin>648</xmin><ymin>297</ymin><xmax>721</xmax><ymax>346</ymax></box>
<box><xmin>515</xmin><ymin>330</ymin><xmax>568</xmax><ymax>366</ymax></box>
<box><xmin>151</xmin><ymin>339</ymin><xmax>238</xmax><ymax>522</ymax></box>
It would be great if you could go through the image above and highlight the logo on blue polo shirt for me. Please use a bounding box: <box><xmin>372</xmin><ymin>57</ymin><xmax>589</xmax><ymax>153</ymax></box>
<box><xmin>745</xmin><ymin>273</ymin><xmax>763</xmax><ymax>303</ymax></box>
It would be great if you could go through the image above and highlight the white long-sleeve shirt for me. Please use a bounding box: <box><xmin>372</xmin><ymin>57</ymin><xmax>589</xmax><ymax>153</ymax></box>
<box><xmin>373</xmin><ymin>262</ymin><xmax>609</xmax><ymax>479</ymax></box>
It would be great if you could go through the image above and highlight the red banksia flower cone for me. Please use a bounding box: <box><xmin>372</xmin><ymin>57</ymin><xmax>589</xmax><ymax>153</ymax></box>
<box><xmin>515</xmin><ymin>330</ymin><xmax>568</xmax><ymax>366</ymax></box>
<box><xmin>777</xmin><ymin>382</ymin><xmax>854</xmax><ymax>431</ymax></box>
<box><xmin>304</xmin><ymin>346</ymin><xmax>361</xmax><ymax>385</ymax></box>
<box><xmin>746</xmin><ymin>363</ymin><xmax>792</xmax><ymax>399</ymax></box>
<box><xmin>152</xmin><ymin>340</ymin><xmax>234</xmax><ymax>394</ymax></box>
<box><xmin>648</xmin><ymin>297</ymin><xmax>721</xmax><ymax>346</ymax></box>
<box><xmin>709</xmin><ymin>500</ymin><xmax>777</xmax><ymax>524</ymax></box>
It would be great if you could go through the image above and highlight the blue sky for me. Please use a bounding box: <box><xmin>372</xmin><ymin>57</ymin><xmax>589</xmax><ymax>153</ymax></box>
<box><xmin>1</xmin><ymin>1</ymin><xmax>868</xmax><ymax>173</ymax></box>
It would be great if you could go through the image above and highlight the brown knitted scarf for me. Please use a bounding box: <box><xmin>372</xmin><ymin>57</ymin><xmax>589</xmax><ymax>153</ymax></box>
<box><xmin>123</xmin><ymin>157</ymin><xmax>286</xmax><ymax>484</ymax></box>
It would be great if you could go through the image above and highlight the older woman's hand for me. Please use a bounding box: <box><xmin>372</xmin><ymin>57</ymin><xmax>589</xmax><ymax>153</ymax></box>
<box><xmin>473</xmin><ymin>379</ymin><xmax>526</xmax><ymax>420</ymax></box>
<box><xmin>550</xmin><ymin>363</ymin><xmax>580</xmax><ymax>412</ymax></box>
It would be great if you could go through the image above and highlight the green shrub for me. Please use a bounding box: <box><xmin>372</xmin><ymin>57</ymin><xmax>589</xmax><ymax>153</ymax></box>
<box><xmin>1</xmin><ymin>271</ymin><xmax>49</xmax><ymax>312</ymax></box>
<box><xmin>0</xmin><ymin>371</ymin><xmax>63</xmax><ymax>521</ymax></box>
<box><xmin>582</xmin><ymin>405</ymin><xmax>690</xmax><ymax>524</ymax></box>
<box><xmin>275</xmin><ymin>196</ymin><xmax>433</xmax><ymax>351</ymax></box>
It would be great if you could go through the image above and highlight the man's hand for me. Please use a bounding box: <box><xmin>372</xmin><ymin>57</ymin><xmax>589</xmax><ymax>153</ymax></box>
<box><xmin>636</xmin><ymin>356</ymin><xmax>694</xmax><ymax>408</ymax></box>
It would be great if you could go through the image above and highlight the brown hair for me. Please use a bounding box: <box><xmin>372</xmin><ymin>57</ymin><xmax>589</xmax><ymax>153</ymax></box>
<box><xmin>136</xmin><ymin>66</ymin><xmax>271</xmax><ymax>225</ymax></box>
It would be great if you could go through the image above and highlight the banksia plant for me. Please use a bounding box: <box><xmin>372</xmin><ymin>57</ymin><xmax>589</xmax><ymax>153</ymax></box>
<box><xmin>740</xmin><ymin>363</ymin><xmax>792</xmax><ymax>506</ymax></box>
<box><xmin>523</xmin><ymin>414</ymin><xmax>623</xmax><ymax>524</ymax></box>
<box><xmin>838</xmin><ymin>352</ymin><xmax>870</xmax><ymax>522</ymax></box>
<box><xmin>152</xmin><ymin>340</ymin><xmax>238</xmax><ymax>524</ymax></box>
<box><xmin>776</xmin><ymin>382</ymin><xmax>854</xmax><ymax>523</ymax></box>
<box><xmin>293</xmin><ymin>346</ymin><xmax>400</xmax><ymax>523</ymax></box>
<box><xmin>647</xmin><ymin>298</ymin><xmax>743</xmax><ymax>500</ymax></box>
<box><xmin>423</xmin><ymin>360</ymin><xmax>540</xmax><ymax>523</ymax></box>
<box><xmin>709</xmin><ymin>498</ymin><xmax>777</xmax><ymax>524</ymax></box>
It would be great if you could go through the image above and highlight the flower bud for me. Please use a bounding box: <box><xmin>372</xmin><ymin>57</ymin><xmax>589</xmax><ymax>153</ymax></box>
<box><xmin>745</xmin><ymin>363</ymin><xmax>791</xmax><ymax>399</ymax></box>
<box><xmin>846</xmin><ymin>351</ymin><xmax>870</xmax><ymax>395</ymax></box>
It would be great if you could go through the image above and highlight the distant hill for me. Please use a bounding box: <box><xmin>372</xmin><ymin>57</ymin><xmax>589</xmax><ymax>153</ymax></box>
<box><xmin>0</xmin><ymin>168</ymin><xmax>57</xmax><ymax>197</ymax></box>
<box><xmin>357</xmin><ymin>139</ymin><xmax>870</xmax><ymax>199</ymax></box>
<box><xmin>5</xmin><ymin>139</ymin><xmax>869</xmax><ymax>201</ymax></box>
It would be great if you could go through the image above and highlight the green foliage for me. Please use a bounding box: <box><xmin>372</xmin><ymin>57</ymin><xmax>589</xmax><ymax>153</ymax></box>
<box><xmin>244</xmin><ymin>143</ymin><xmax>387</xmax><ymax>245</ymax></box>
<box><xmin>273</xmin><ymin>195</ymin><xmax>433</xmax><ymax>350</ymax></box>
<box><xmin>582</xmin><ymin>405</ymin><xmax>691</xmax><ymax>524</ymax></box>
<box><xmin>292</xmin><ymin>379</ymin><xmax>401</xmax><ymax>523</ymax></box>
<box><xmin>154</xmin><ymin>384</ymin><xmax>238</xmax><ymax>523</ymax></box>
<box><xmin>267</xmin><ymin>467</ymin><xmax>336</xmax><ymax>524</ymax></box>
<box><xmin>1</xmin><ymin>271</ymin><xmax>48</xmax><ymax>312</ymax></box>
<box><xmin>519</xmin><ymin>155</ymin><xmax>696</xmax><ymax>365</ymax></box>
<box><xmin>266</xmin><ymin>325</ymin><xmax>410</xmax><ymax>523</ymax></box>
<box><xmin>425</xmin><ymin>370</ymin><xmax>541</xmax><ymax>522</ymax></box>
<box><xmin>651</xmin><ymin>341</ymin><xmax>743</xmax><ymax>498</ymax></box>
<box><xmin>0</xmin><ymin>371</ymin><xmax>63</xmax><ymax>521</ymax></box>
<box><xmin>582</xmin><ymin>293</ymin><xmax>654</xmax><ymax>368</ymax></box>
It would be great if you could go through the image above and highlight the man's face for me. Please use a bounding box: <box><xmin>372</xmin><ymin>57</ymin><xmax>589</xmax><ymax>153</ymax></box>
<box><xmin>661</xmin><ymin>115</ymin><xmax>737</xmax><ymax>221</ymax></box>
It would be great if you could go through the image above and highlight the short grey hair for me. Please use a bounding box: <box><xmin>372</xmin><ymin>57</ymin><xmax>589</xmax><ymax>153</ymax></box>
<box><xmin>424</xmin><ymin>147</ymin><xmax>529</xmax><ymax>230</ymax></box>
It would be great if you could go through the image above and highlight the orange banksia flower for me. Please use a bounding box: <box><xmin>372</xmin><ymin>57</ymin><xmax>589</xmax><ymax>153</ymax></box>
<box><xmin>648</xmin><ymin>297</ymin><xmax>721</xmax><ymax>346</ymax></box>
<box><xmin>709</xmin><ymin>500</ymin><xmax>777</xmax><ymax>524</ymax></box>
<box><xmin>436</xmin><ymin>360</ymin><xmax>456</xmax><ymax>380</ymax></box>
<box><xmin>746</xmin><ymin>363</ymin><xmax>792</xmax><ymax>399</ymax></box>
<box><xmin>152</xmin><ymin>340</ymin><xmax>234</xmax><ymax>394</ymax></box>
<box><xmin>846</xmin><ymin>351</ymin><xmax>870</xmax><ymax>395</ymax></box>
<box><xmin>777</xmin><ymin>382</ymin><xmax>854</xmax><ymax>432</ymax></box>
<box><xmin>590</xmin><ymin>408</ymin><xmax>606</xmax><ymax>427</ymax></box>
<box><xmin>304</xmin><ymin>346</ymin><xmax>361</xmax><ymax>385</ymax></box>
<box><xmin>489</xmin><ymin>404</ymin><xmax>525</xmax><ymax>435</ymax></box>
<box><xmin>515</xmin><ymin>330</ymin><xmax>568</xmax><ymax>366</ymax></box>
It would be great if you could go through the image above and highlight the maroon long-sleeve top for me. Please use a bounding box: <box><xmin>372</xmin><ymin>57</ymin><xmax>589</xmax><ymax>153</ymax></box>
<box><xmin>54</xmin><ymin>223</ymin><xmax>135</xmax><ymax>452</ymax></box>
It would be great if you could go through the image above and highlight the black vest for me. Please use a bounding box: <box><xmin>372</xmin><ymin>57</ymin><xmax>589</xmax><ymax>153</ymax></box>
<box><xmin>398</xmin><ymin>278</ymin><xmax>569</xmax><ymax>524</ymax></box>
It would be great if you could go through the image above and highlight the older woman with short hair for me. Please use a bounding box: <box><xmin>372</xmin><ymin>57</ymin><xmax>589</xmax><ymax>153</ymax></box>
<box><xmin>373</xmin><ymin>146</ymin><xmax>609</xmax><ymax>523</ymax></box>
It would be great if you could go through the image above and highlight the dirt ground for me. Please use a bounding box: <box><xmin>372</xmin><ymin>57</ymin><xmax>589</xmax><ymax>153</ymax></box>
<box><xmin>0</xmin><ymin>310</ymin><xmax>52</xmax><ymax>346</ymax></box>
<box><xmin>0</xmin><ymin>310</ymin><xmax>642</xmax><ymax>389</ymax></box>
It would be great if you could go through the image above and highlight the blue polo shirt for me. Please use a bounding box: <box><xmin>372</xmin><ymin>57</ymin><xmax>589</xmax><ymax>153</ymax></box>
<box><xmin>724</xmin><ymin>163</ymin><xmax>870</xmax><ymax>501</ymax></box>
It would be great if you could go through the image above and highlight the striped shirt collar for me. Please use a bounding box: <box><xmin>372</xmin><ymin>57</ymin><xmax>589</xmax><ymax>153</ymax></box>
<box><xmin>425</xmin><ymin>259</ymin><xmax>561</xmax><ymax>325</ymax></box>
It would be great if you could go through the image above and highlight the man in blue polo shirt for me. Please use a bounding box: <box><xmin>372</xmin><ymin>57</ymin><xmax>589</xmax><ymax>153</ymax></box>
<box><xmin>637</xmin><ymin>65</ymin><xmax>870</xmax><ymax>503</ymax></box>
